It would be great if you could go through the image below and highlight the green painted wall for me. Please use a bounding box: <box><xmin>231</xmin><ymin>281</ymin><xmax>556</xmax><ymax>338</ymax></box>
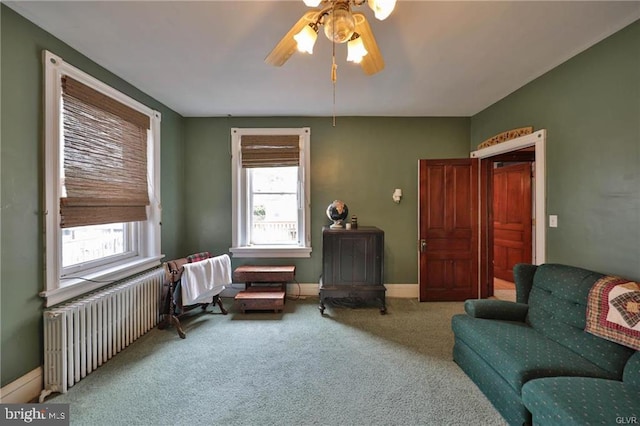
<box><xmin>182</xmin><ymin>117</ymin><xmax>470</xmax><ymax>284</ymax></box>
<box><xmin>471</xmin><ymin>19</ymin><xmax>640</xmax><ymax>279</ymax></box>
<box><xmin>0</xmin><ymin>5</ymin><xmax>185</xmax><ymax>386</ymax></box>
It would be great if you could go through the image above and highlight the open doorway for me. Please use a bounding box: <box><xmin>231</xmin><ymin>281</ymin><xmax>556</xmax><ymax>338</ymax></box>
<box><xmin>491</xmin><ymin>155</ymin><xmax>534</xmax><ymax>301</ymax></box>
<box><xmin>471</xmin><ymin>130</ymin><xmax>547</xmax><ymax>300</ymax></box>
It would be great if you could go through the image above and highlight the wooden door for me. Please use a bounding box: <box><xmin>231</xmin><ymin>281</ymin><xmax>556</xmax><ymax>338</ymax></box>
<box><xmin>492</xmin><ymin>163</ymin><xmax>532</xmax><ymax>282</ymax></box>
<box><xmin>419</xmin><ymin>159</ymin><xmax>478</xmax><ymax>301</ymax></box>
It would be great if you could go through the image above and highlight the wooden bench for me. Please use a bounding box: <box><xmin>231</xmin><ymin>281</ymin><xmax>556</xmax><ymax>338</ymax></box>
<box><xmin>233</xmin><ymin>265</ymin><xmax>295</xmax><ymax>313</ymax></box>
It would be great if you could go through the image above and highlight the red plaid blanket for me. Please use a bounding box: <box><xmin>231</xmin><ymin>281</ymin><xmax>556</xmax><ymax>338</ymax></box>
<box><xmin>585</xmin><ymin>275</ymin><xmax>640</xmax><ymax>350</ymax></box>
<box><xmin>186</xmin><ymin>251</ymin><xmax>211</xmax><ymax>263</ymax></box>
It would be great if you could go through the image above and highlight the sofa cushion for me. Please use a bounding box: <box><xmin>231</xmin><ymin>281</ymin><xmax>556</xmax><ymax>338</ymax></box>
<box><xmin>527</xmin><ymin>264</ymin><xmax>634</xmax><ymax>375</ymax></box>
<box><xmin>513</xmin><ymin>263</ymin><xmax>537</xmax><ymax>304</ymax></box>
<box><xmin>522</xmin><ymin>376</ymin><xmax>640</xmax><ymax>425</ymax></box>
<box><xmin>623</xmin><ymin>351</ymin><xmax>640</xmax><ymax>387</ymax></box>
<box><xmin>451</xmin><ymin>314</ymin><xmax>618</xmax><ymax>394</ymax></box>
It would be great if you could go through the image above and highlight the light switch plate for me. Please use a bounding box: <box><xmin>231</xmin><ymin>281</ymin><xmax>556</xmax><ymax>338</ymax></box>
<box><xmin>549</xmin><ymin>215</ymin><xmax>558</xmax><ymax>228</ymax></box>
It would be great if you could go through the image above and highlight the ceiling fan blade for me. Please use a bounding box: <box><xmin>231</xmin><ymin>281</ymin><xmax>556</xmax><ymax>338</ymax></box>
<box><xmin>265</xmin><ymin>11</ymin><xmax>318</xmax><ymax>67</ymax></box>
<box><xmin>353</xmin><ymin>13</ymin><xmax>385</xmax><ymax>75</ymax></box>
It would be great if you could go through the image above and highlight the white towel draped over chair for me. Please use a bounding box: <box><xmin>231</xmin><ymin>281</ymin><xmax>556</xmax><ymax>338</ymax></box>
<box><xmin>181</xmin><ymin>254</ymin><xmax>232</xmax><ymax>305</ymax></box>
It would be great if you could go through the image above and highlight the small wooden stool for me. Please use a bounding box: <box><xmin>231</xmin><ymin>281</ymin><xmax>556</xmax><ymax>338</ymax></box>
<box><xmin>233</xmin><ymin>265</ymin><xmax>295</xmax><ymax>313</ymax></box>
<box><xmin>235</xmin><ymin>291</ymin><xmax>285</xmax><ymax>313</ymax></box>
<box><xmin>233</xmin><ymin>265</ymin><xmax>296</xmax><ymax>292</ymax></box>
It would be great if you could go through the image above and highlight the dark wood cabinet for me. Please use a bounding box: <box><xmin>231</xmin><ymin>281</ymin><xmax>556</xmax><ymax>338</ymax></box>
<box><xmin>319</xmin><ymin>226</ymin><xmax>386</xmax><ymax>314</ymax></box>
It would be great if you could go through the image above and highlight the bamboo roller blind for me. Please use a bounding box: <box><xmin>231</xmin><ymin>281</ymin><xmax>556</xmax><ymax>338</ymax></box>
<box><xmin>240</xmin><ymin>135</ymin><xmax>300</xmax><ymax>168</ymax></box>
<box><xmin>60</xmin><ymin>76</ymin><xmax>150</xmax><ymax>228</ymax></box>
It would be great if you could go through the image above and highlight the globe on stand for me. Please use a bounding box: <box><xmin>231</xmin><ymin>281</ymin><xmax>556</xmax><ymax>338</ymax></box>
<box><xmin>326</xmin><ymin>200</ymin><xmax>349</xmax><ymax>229</ymax></box>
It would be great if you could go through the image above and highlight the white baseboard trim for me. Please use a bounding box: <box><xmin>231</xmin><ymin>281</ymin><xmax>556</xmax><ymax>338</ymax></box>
<box><xmin>290</xmin><ymin>283</ymin><xmax>418</xmax><ymax>298</ymax></box>
<box><xmin>385</xmin><ymin>283</ymin><xmax>419</xmax><ymax>298</ymax></box>
<box><xmin>222</xmin><ymin>283</ymin><xmax>419</xmax><ymax>299</ymax></box>
<box><xmin>0</xmin><ymin>367</ymin><xmax>42</xmax><ymax>403</ymax></box>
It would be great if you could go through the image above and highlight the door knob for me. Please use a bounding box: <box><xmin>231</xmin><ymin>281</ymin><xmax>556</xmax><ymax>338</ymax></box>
<box><xmin>419</xmin><ymin>239</ymin><xmax>427</xmax><ymax>252</ymax></box>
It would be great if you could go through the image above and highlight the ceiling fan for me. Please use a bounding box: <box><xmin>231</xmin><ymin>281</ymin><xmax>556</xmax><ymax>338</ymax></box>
<box><xmin>265</xmin><ymin>0</ymin><xmax>396</xmax><ymax>77</ymax></box>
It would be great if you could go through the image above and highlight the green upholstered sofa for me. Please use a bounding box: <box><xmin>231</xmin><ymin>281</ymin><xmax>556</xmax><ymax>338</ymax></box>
<box><xmin>451</xmin><ymin>263</ymin><xmax>639</xmax><ymax>425</ymax></box>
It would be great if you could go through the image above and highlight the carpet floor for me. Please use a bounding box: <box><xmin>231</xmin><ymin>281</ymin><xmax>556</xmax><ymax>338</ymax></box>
<box><xmin>49</xmin><ymin>297</ymin><xmax>506</xmax><ymax>426</ymax></box>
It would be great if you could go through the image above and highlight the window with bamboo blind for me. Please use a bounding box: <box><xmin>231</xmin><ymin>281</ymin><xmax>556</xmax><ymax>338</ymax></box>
<box><xmin>43</xmin><ymin>50</ymin><xmax>162</xmax><ymax>307</ymax></box>
<box><xmin>230</xmin><ymin>128</ymin><xmax>312</xmax><ymax>258</ymax></box>
<box><xmin>60</xmin><ymin>75</ymin><xmax>151</xmax><ymax>228</ymax></box>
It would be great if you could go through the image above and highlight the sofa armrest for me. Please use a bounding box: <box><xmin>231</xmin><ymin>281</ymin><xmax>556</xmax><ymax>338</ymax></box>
<box><xmin>464</xmin><ymin>299</ymin><xmax>529</xmax><ymax>322</ymax></box>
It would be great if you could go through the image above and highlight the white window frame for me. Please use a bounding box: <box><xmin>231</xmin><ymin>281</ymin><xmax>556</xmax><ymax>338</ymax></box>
<box><xmin>230</xmin><ymin>127</ymin><xmax>312</xmax><ymax>258</ymax></box>
<box><xmin>42</xmin><ymin>50</ymin><xmax>162</xmax><ymax>307</ymax></box>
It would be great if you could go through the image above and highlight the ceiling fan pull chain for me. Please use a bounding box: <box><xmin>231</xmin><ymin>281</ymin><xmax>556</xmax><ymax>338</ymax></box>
<box><xmin>332</xmin><ymin>41</ymin><xmax>337</xmax><ymax>126</ymax></box>
<box><xmin>332</xmin><ymin>61</ymin><xmax>338</xmax><ymax>126</ymax></box>
<box><xmin>331</xmin><ymin>61</ymin><xmax>337</xmax><ymax>83</ymax></box>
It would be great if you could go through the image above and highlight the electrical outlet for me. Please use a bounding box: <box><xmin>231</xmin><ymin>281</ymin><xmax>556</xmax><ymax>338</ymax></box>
<box><xmin>549</xmin><ymin>215</ymin><xmax>558</xmax><ymax>228</ymax></box>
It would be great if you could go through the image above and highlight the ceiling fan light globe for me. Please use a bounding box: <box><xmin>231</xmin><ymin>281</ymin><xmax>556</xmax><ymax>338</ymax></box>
<box><xmin>302</xmin><ymin>0</ymin><xmax>322</xmax><ymax>6</ymax></box>
<box><xmin>347</xmin><ymin>37</ymin><xmax>368</xmax><ymax>63</ymax></box>
<box><xmin>323</xmin><ymin>8</ymin><xmax>356</xmax><ymax>43</ymax></box>
<box><xmin>294</xmin><ymin>25</ymin><xmax>318</xmax><ymax>54</ymax></box>
<box><xmin>367</xmin><ymin>0</ymin><xmax>396</xmax><ymax>20</ymax></box>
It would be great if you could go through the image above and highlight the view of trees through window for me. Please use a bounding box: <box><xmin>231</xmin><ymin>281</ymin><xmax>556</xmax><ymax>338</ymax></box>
<box><xmin>250</xmin><ymin>167</ymin><xmax>298</xmax><ymax>244</ymax></box>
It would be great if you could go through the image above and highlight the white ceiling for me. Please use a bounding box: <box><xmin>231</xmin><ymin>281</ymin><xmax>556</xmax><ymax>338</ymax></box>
<box><xmin>6</xmin><ymin>1</ymin><xmax>640</xmax><ymax>117</ymax></box>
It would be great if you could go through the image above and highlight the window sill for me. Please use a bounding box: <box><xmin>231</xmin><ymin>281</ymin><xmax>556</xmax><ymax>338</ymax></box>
<box><xmin>230</xmin><ymin>246</ymin><xmax>312</xmax><ymax>258</ymax></box>
<box><xmin>40</xmin><ymin>255</ymin><xmax>163</xmax><ymax>307</ymax></box>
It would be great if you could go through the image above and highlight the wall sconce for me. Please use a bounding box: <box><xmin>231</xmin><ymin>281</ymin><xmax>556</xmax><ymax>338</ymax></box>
<box><xmin>392</xmin><ymin>188</ymin><xmax>402</xmax><ymax>203</ymax></box>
